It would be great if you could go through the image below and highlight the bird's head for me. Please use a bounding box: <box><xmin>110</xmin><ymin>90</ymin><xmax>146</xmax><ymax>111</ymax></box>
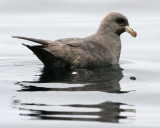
<box><xmin>98</xmin><ymin>12</ymin><xmax>137</xmax><ymax>37</ymax></box>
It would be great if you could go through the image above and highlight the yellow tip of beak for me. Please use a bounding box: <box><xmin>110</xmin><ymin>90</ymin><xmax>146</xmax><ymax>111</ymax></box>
<box><xmin>125</xmin><ymin>26</ymin><xmax>137</xmax><ymax>38</ymax></box>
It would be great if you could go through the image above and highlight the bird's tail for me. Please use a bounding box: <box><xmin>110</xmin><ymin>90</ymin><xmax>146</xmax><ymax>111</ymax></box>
<box><xmin>12</xmin><ymin>36</ymin><xmax>50</xmax><ymax>45</ymax></box>
<box><xmin>22</xmin><ymin>44</ymin><xmax>55</xmax><ymax>67</ymax></box>
<box><xmin>13</xmin><ymin>36</ymin><xmax>70</xmax><ymax>68</ymax></box>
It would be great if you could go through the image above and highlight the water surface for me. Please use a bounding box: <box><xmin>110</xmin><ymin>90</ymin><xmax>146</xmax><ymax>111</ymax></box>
<box><xmin>0</xmin><ymin>0</ymin><xmax>160</xmax><ymax>128</ymax></box>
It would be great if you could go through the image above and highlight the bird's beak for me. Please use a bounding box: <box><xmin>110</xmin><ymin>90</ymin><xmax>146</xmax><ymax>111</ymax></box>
<box><xmin>125</xmin><ymin>26</ymin><xmax>137</xmax><ymax>37</ymax></box>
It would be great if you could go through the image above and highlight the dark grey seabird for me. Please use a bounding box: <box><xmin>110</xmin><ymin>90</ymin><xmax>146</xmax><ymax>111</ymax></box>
<box><xmin>13</xmin><ymin>12</ymin><xmax>137</xmax><ymax>69</ymax></box>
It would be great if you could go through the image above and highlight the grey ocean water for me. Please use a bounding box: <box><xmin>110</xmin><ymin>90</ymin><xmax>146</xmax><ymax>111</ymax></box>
<box><xmin>0</xmin><ymin>0</ymin><xmax>160</xmax><ymax>128</ymax></box>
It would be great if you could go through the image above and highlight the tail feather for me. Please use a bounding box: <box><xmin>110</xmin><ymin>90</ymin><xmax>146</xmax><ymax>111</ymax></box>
<box><xmin>23</xmin><ymin>44</ymin><xmax>54</xmax><ymax>66</ymax></box>
<box><xmin>12</xmin><ymin>36</ymin><xmax>49</xmax><ymax>45</ymax></box>
<box><xmin>22</xmin><ymin>44</ymin><xmax>70</xmax><ymax>68</ymax></box>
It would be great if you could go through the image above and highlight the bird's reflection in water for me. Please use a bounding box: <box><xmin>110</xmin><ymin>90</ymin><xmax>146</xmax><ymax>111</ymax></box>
<box><xmin>14</xmin><ymin>65</ymin><xmax>135</xmax><ymax>123</ymax></box>
<box><xmin>18</xmin><ymin>101</ymin><xmax>135</xmax><ymax>123</ymax></box>
<box><xmin>19</xmin><ymin>65</ymin><xmax>130</xmax><ymax>93</ymax></box>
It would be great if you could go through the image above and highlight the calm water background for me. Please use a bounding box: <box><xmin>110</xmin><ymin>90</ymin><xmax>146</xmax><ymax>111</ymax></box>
<box><xmin>0</xmin><ymin>0</ymin><xmax>160</xmax><ymax>128</ymax></box>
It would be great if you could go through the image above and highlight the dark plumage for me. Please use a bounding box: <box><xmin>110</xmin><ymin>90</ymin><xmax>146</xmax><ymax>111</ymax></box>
<box><xmin>13</xmin><ymin>12</ymin><xmax>137</xmax><ymax>69</ymax></box>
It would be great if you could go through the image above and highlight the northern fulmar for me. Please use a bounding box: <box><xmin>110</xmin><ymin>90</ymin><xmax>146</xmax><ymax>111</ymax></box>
<box><xmin>13</xmin><ymin>12</ymin><xmax>137</xmax><ymax>69</ymax></box>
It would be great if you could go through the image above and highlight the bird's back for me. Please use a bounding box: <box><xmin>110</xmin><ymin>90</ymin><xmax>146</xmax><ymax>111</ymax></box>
<box><xmin>25</xmin><ymin>37</ymin><xmax>112</xmax><ymax>68</ymax></box>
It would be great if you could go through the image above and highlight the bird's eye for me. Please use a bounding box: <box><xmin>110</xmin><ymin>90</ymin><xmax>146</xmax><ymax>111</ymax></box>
<box><xmin>116</xmin><ymin>18</ymin><xmax>125</xmax><ymax>24</ymax></box>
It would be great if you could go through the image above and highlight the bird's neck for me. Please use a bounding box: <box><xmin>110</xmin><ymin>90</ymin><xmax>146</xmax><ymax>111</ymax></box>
<box><xmin>88</xmin><ymin>31</ymin><xmax>121</xmax><ymax>65</ymax></box>
<box><xmin>96</xmin><ymin>25</ymin><xmax>117</xmax><ymax>37</ymax></box>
